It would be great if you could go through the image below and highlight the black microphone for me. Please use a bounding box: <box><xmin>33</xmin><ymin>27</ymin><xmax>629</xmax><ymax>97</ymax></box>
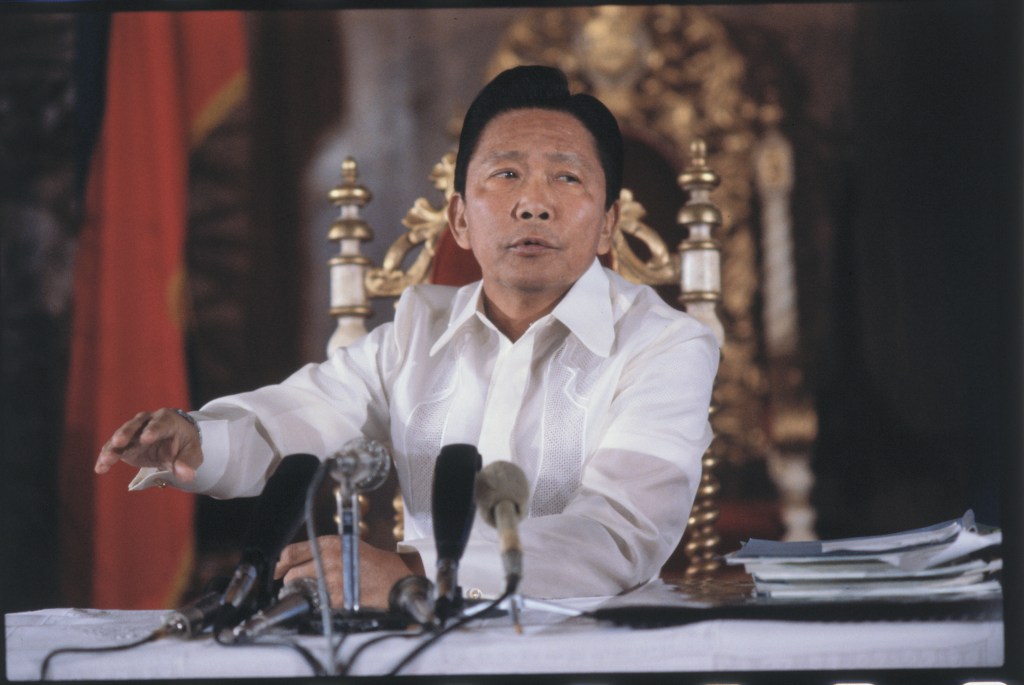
<box><xmin>474</xmin><ymin>460</ymin><xmax>529</xmax><ymax>591</ymax></box>
<box><xmin>388</xmin><ymin>575</ymin><xmax>436</xmax><ymax>627</ymax></box>
<box><xmin>229</xmin><ymin>577</ymin><xmax>321</xmax><ymax>643</ymax></box>
<box><xmin>214</xmin><ymin>453</ymin><xmax>321</xmax><ymax>632</ymax></box>
<box><xmin>160</xmin><ymin>576</ymin><xmax>229</xmax><ymax>637</ymax></box>
<box><xmin>431</xmin><ymin>443</ymin><xmax>481</xmax><ymax>621</ymax></box>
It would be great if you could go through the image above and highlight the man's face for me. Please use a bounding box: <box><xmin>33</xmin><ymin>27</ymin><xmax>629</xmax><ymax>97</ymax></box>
<box><xmin>448</xmin><ymin>108</ymin><xmax>619</xmax><ymax>310</ymax></box>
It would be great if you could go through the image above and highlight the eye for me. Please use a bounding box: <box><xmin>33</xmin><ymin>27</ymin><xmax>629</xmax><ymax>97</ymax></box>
<box><xmin>493</xmin><ymin>169</ymin><xmax>519</xmax><ymax>179</ymax></box>
<box><xmin>558</xmin><ymin>173</ymin><xmax>581</xmax><ymax>184</ymax></box>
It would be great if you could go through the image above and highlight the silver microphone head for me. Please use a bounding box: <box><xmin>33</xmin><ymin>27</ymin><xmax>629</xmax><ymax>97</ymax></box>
<box><xmin>230</xmin><ymin>577</ymin><xmax>322</xmax><ymax>643</ymax></box>
<box><xmin>329</xmin><ymin>437</ymin><xmax>391</xmax><ymax>495</ymax></box>
<box><xmin>388</xmin><ymin>575</ymin><xmax>436</xmax><ymax>626</ymax></box>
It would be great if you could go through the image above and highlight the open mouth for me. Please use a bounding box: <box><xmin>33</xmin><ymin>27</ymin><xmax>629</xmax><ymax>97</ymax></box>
<box><xmin>510</xmin><ymin>237</ymin><xmax>555</xmax><ymax>251</ymax></box>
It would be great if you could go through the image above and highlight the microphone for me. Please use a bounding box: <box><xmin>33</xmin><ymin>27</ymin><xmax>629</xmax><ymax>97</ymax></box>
<box><xmin>160</xmin><ymin>577</ymin><xmax>229</xmax><ymax>637</ymax></box>
<box><xmin>388</xmin><ymin>575</ymin><xmax>436</xmax><ymax>627</ymax></box>
<box><xmin>431</xmin><ymin>443</ymin><xmax>482</xmax><ymax>621</ymax></box>
<box><xmin>229</xmin><ymin>577</ymin><xmax>321</xmax><ymax>643</ymax></box>
<box><xmin>328</xmin><ymin>437</ymin><xmax>392</xmax><ymax>612</ymax></box>
<box><xmin>214</xmin><ymin>453</ymin><xmax>321</xmax><ymax>631</ymax></box>
<box><xmin>329</xmin><ymin>437</ymin><xmax>390</xmax><ymax>497</ymax></box>
<box><xmin>474</xmin><ymin>461</ymin><xmax>529</xmax><ymax>591</ymax></box>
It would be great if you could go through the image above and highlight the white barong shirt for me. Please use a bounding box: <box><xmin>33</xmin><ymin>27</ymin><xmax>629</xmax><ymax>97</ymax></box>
<box><xmin>132</xmin><ymin>259</ymin><xmax>719</xmax><ymax>599</ymax></box>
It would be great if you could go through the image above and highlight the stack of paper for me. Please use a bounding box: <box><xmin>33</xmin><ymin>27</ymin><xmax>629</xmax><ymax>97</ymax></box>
<box><xmin>724</xmin><ymin>510</ymin><xmax>1002</xmax><ymax>599</ymax></box>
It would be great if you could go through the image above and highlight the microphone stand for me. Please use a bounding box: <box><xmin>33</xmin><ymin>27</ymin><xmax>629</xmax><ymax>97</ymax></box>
<box><xmin>459</xmin><ymin>587</ymin><xmax>585</xmax><ymax>634</ymax></box>
<box><xmin>332</xmin><ymin>476</ymin><xmax>405</xmax><ymax>631</ymax></box>
<box><xmin>310</xmin><ymin>439</ymin><xmax>408</xmax><ymax>643</ymax></box>
<box><xmin>336</xmin><ymin>483</ymin><xmax>361</xmax><ymax>612</ymax></box>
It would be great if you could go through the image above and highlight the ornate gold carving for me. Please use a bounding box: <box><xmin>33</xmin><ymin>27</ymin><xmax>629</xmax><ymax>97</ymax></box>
<box><xmin>364</xmin><ymin>153</ymin><xmax>456</xmax><ymax>298</ymax></box>
<box><xmin>610</xmin><ymin>188</ymin><xmax>677</xmax><ymax>286</ymax></box>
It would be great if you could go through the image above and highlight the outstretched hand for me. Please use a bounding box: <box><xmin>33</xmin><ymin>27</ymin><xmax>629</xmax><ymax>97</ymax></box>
<box><xmin>95</xmin><ymin>408</ymin><xmax>203</xmax><ymax>483</ymax></box>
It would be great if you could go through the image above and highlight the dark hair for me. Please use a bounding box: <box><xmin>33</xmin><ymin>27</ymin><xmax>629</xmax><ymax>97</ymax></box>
<box><xmin>454</xmin><ymin>65</ymin><xmax>623</xmax><ymax>210</ymax></box>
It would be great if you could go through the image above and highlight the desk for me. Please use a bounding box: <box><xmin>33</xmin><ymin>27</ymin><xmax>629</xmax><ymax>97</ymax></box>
<box><xmin>5</xmin><ymin>580</ymin><xmax>1004</xmax><ymax>680</ymax></box>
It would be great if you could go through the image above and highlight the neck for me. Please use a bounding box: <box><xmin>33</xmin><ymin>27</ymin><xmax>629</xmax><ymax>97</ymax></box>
<box><xmin>482</xmin><ymin>290</ymin><xmax>564</xmax><ymax>342</ymax></box>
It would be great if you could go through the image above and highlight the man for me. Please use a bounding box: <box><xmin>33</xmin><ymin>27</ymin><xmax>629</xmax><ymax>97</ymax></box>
<box><xmin>95</xmin><ymin>66</ymin><xmax>719</xmax><ymax>607</ymax></box>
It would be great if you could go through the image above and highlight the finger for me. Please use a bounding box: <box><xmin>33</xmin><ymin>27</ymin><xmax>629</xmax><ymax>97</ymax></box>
<box><xmin>138</xmin><ymin>409</ymin><xmax>183</xmax><ymax>447</ymax></box>
<box><xmin>109</xmin><ymin>412</ymin><xmax>152</xmax><ymax>448</ymax></box>
<box><xmin>282</xmin><ymin>561</ymin><xmax>344</xmax><ymax>608</ymax></box>
<box><xmin>94</xmin><ymin>444</ymin><xmax>119</xmax><ymax>474</ymax></box>
<box><xmin>281</xmin><ymin>559</ymin><xmax>319</xmax><ymax>585</ymax></box>
<box><xmin>275</xmin><ymin>540</ymin><xmax>313</xmax><ymax>579</ymax></box>
<box><xmin>275</xmin><ymin>536</ymin><xmax>340</xmax><ymax>579</ymax></box>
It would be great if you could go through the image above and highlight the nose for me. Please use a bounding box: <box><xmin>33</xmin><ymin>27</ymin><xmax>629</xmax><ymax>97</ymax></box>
<box><xmin>514</xmin><ymin>178</ymin><xmax>553</xmax><ymax>221</ymax></box>
<box><xmin>518</xmin><ymin>207</ymin><xmax>550</xmax><ymax>220</ymax></box>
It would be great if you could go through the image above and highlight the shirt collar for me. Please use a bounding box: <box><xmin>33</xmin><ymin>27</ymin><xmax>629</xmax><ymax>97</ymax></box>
<box><xmin>430</xmin><ymin>258</ymin><xmax>614</xmax><ymax>357</ymax></box>
<box><xmin>549</xmin><ymin>258</ymin><xmax>614</xmax><ymax>357</ymax></box>
<box><xmin>430</xmin><ymin>279</ymin><xmax>485</xmax><ymax>356</ymax></box>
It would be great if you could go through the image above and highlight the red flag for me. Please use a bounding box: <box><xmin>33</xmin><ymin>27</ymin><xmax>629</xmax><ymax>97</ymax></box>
<box><xmin>59</xmin><ymin>12</ymin><xmax>248</xmax><ymax>610</ymax></box>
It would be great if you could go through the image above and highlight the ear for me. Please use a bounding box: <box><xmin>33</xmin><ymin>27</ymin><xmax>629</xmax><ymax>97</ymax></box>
<box><xmin>596</xmin><ymin>198</ymin><xmax>620</xmax><ymax>255</ymax></box>
<box><xmin>447</xmin><ymin>192</ymin><xmax>472</xmax><ymax>250</ymax></box>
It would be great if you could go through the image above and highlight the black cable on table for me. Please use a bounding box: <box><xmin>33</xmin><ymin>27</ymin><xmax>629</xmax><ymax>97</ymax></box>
<box><xmin>40</xmin><ymin>627</ymin><xmax>165</xmax><ymax>680</ymax></box>
<box><xmin>339</xmin><ymin>628</ymin><xmax>424</xmax><ymax>675</ymax></box>
<box><xmin>213</xmin><ymin>618</ymin><xmax>329</xmax><ymax>676</ymax></box>
<box><xmin>387</xmin><ymin>587</ymin><xmax>513</xmax><ymax>676</ymax></box>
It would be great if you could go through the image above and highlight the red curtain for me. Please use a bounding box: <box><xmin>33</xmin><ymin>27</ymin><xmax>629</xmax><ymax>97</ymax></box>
<box><xmin>59</xmin><ymin>12</ymin><xmax>248</xmax><ymax>610</ymax></box>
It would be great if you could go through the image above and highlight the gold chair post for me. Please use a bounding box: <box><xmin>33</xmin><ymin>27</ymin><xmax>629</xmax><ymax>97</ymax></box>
<box><xmin>753</xmin><ymin>103</ymin><xmax>819</xmax><ymax>541</ymax></box>
<box><xmin>677</xmin><ymin>138</ymin><xmax>724</xmax><ymax>577</ymax></box>
<box><xmin>326</xmin><ymin>157</ymin><xmax>375</xmax><ymax>355</ymax></box>
<box><xmin>326</xmin><ymin>158</ymin><xmax>379</xmax><ymax>542</ymax></box>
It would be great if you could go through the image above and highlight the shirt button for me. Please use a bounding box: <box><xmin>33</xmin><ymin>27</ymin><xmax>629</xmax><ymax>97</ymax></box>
<box><xmin>467</xmin><ymin>588</ymin><xmax>483</xmax><ymax>600</ymax></box>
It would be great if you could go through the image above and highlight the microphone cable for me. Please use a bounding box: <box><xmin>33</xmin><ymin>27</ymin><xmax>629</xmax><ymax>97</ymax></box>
<box><xmin>211</xmin><ymin>621</ymin><xmax>328</xmax><ymax>676</ymax></box>
<box><xmin>39</xmin><ymin>626</ymin><xmax>166</xmax><ymax>680</ymax></box>
<box><xmin>39</xmin><ymin>575</ymin><xmax>237</xmax><ymax>679</ymax></box>
<box><xmin>338</xmin><ymin>627</ymin><xmax>425</xmax><ymax>676</ymax></box>
<box><xmin>385</xmin><ymin>582</ymin><xmax>515</xmax><ymax>676</ymax></box>
<box><xmin>302</xmin><ymin>455</ymin><xmax>340</xmax><ymax>674</ymax></box>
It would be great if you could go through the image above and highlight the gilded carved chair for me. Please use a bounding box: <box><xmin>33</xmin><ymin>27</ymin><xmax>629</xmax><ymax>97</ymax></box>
<box><xmin>324</xmin><ymin>142</ymin><xmax>725</xmax><ymax>576</ymax></box>
<box><xmin>324</xmin><ymin>5</ymin><xmax>820</xmax><ymax>577</ymax></box>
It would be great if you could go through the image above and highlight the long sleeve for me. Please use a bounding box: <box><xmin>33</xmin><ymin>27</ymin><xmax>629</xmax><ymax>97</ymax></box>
<box><xmin>130</xmin><ymin>321</ymin><xmax>400</xmax><ymax>499</ymax></box>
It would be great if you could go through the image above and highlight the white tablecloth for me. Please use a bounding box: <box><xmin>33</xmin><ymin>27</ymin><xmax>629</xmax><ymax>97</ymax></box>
<box><xmin>5</xmin><ymin>598</ymin><xmax>1004</xmax><ymax>679</ymax></box>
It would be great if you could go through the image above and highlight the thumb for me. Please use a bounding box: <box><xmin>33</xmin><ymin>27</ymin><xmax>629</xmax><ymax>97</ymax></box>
<box><xmin>171</xmin><ymin>459</ymin><xmax>196</xmax><ymax>484</ymax></box>
<box><xmin>167</xmin><ymin>422</ymin><xmax>204</xmax><ymax>483</ymax></box>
